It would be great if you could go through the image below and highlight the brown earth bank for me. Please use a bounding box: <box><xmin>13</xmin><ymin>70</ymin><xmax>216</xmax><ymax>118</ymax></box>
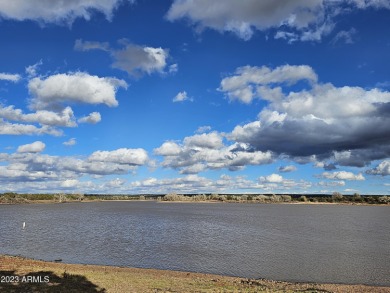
<box><xmin>0</xmin><ymin>255</ymin><xmax>389</xmax><ymax>293</ymax></box>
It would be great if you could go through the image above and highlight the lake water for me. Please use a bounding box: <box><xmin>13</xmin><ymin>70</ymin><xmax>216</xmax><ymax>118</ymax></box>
<box><xmin>0</xmin><ymin>201</ymin><xmax>389</xmax><ymax>286</ymax></box>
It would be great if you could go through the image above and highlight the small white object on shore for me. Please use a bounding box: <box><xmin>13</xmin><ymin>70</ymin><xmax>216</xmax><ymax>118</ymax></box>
<box><xmin>22</xmin><ymin>222</ymin><xmax>26</xmax><ymax>229</ymax></box>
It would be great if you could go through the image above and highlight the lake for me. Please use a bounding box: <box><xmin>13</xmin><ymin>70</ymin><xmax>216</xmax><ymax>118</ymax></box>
<box><xmin>0</xmin><ymin>201</ymin><xmax>389</xmax><ymax>286</ymax></box>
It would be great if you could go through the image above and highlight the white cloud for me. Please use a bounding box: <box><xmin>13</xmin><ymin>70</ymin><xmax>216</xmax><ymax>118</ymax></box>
<box><xmin>274</xmin><ymin>31</ymin><xmax>299</xmax><ymax>44</ymax></box>
<box><xmin>195</xmin><ymin>125</ymin><xmax>212</xmax><ymax>134</ymax></box>
<box><xmin>74</xmin><ymin>39</ymin><xmax>110</xmax><ymax>51</ymax></box>
<box><xmin>28</xmin><ymin>72</ymin><xmax>127</xmax><ymax>110</ymax></box>
<box><xmin>0</xmin><ymin>0</ymin><xmax>134</xmax><ymax>24</ymax></box>
<box><xmin>0</xmin><ymin>104</ymin><xmax>105</xmax><ymax>137</ymax></box>
<box><xmin>167</xmin><ymin>0</ymin><xmax>390</xmax><ymax>42</ymax></box>
<box><xmin>219</xmin><ymin>65</ymin><xmax>317</xmax><ymax>104</ymax></box>
<box><xmin>183</xmin><ymin>132</ymin><xmax>223</xmax><ymax>149</ymax></box>
<box><xmin>0</xmin><ymin>119</ymin><xmax>62</xmax><ymax>136</ymax></box>
<box><xmin>278</xmin><ymin>165</ymin><xmax>297</xmax><ymax>172</ymax></box>
<box><xmin>78</xmin><ymin>112</ymin><xmax>101</xmax><ymax>124</ymax></box>
<box><xmin>0</xmin><ymin>147</ymin><xmax>149</xmax><ymax>190</ymax></box>
<box><xmin>260</xmin><ymin>173</ymin><xmax>284</xmax><ymax>183</ymax></box>
<box><xmin>349</xmin><ymin>0</ymin><xmax>390</xmax><ymax>9</ymax></box>
<box><xmin>104</xmin><ymin>178</ymin><xmax>126</xmax><ymax>188</ymax></box>
<box><xmin>0</xmin><ymin>146</ymin><xmax>312</xmax><ymax>193</ymax></box>
<box><xmin>155</xmin><ymin>133</ymin><xmax>273</xmax><ymax>173</ymax></box>
<box><xmin>330</xmin><ymin>28</ymin><xmax>357</xmax><ymax>45</ymax></box>
<box><xmin>17</xmin><ymin>141</ymin><xmax>45</xmax><ymax>153</ymax></box>
<box><xmin>173</xmin><ymin>91</ymin><xmax>192</xmax><ymax>102</ymax></box>
<box><xmin>128</xmin><ymin>173</ymin><xmax>312</xmax><ymax>194</ymax></box>
<box><xmin>0</xmin><ymin>105</ymin><xmax>77</xmax><ymax>127</ymax></box>
<box><xmin>167</xmin><ymin>0</ymin><xmax>323</xmax><ymax>41</ymax></box>
<box><xmin>112</xmin><ymin>45</ymin><xmax>169</xmax><ymax>76</ymax></box>
<box><xmin>154</xmin><ymin>141</ymin><xmax>182</xmax><ymax>156</ymax></box>
<box><xmin>321</xmin><ymin>171</ymin><xmax>365</xmax><ymax>181</ymax></box>
<box><xmin>223</xmin><ymin>65</ymin><xmax>390</xmax><ymax>166</ymax></box>
<box><xmin>367</xmin><ymin>160</ymin><xmax>390</xmax><ymax>176</ymax></box>
<box><xmin>89</xmin><ymin>148</ymin><xmax>149</xmax><ymax>166</ymax></box>
<box><xmin>180</xmin><ymin>163</ymin><xmax>207</xmax><ymax>174</ymax></box>
<box><xmin>75</xmin><ymin>39</ymin><xmax>172</xmax><ymax>77</ymax></box>
<box><xmin>0</xmin><ymin>72</ymin><xmax>21</xmax><ymax>82</ymax></box>
<box><xmin>63</xmin><ymin>138</ymin><xmax>77</xmax><ymax>146</ymax></box>
<box><xmin>318</xmin><ymin>180</ymin><xmax>346</xmax><ymax>187</ymax></box>
<box><xmin>25</xmin><ymin>60</ymin><xmax>42</xmax><ymax>78</ymax></box>
<box><xmin>169</xmin><ymin>64</ymin><xmax>178</xmax><ymax>74</ymax></box>
<box><xmin>60</xmin><ymin>179</ymin><xmax>79</xmax><ymax>188</ymax></box>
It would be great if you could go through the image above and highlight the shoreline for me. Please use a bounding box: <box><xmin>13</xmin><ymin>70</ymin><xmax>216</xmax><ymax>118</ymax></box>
<box><xmin>0</xmin><ymin>199</ymin><xmax>388</xmax><ymax>206</ymax></box>
<box><xmin>1</xmin><ymin>255</ymin><xmax>389</xmax><ymax>292</ymax></box>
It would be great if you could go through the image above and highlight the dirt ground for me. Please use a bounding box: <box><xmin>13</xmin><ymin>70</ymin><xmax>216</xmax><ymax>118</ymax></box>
<box><xmin>0</xmin><ymin>255</ymin><xmax>389</xmax><ymax>293</ymax></box>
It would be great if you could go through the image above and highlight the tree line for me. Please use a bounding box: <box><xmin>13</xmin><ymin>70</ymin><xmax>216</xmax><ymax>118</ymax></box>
<box><xmin>0</xmin><ymin>191</ymin><xmax>389</xmax><ymax>204</ymax></box>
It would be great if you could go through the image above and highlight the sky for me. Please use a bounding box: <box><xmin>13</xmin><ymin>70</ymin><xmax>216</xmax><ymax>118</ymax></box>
<box><xmin>0</xmin><ymin>0</ymin><xmax>389</xmax><ymax>195</ymax></box>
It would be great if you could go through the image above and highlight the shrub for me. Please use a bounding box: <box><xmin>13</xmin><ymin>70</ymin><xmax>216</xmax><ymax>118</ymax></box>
<box><xmin>209</xmin><ymin>193</ymin><xmax>219</xmax><ymax>200</ymax></box>
<box><xmin>378</xmin><ymin>196</ymin><xmax>389</xmax><ymax>204</ymax></box>
<box><xmin>269</xmin><ymin>194</ymin><xmax>282</xmax><ymax>202</ymax></box>
<box><xmin>218</xmin><ymin>195</ymin><xmax>227</xmax><ymax>201</ymax></box>
<box><xmin>192</xmin><ymin>194</ymin><xmax>207</xmax><ymax>201</ymax></box>
<box><xmin>163</xmin><ymin>193</ymin><xmax>188</xmax><ymax>201</ymax></box>
<box><xmin>298</xmin><ymin>195</ymin><xmax>308</xmax><ymax>202</ymax></box>
<box><xmin>332</xmin><ymin>192</ymin><xmax>344</xmax><ymax>202</ymax></box>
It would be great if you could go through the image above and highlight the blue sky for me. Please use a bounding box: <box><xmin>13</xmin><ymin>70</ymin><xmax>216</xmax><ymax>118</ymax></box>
<box><xmin>0</xmin><ymin>0</ymin><xmax>389</xmax><ymax>195</ymax></box>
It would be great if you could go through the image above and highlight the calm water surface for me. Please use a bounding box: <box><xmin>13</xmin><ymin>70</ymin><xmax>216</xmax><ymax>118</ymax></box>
<box><xmin>0</xmin><ymin>202</ymin><xmax>389</xmax><ymax>286</ymax></box>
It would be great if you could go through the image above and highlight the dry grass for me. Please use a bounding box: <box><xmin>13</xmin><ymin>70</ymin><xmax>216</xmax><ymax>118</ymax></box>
<box><xmin>0</xmin><ymin>255</ymin><xmax>389</xmax><ymax>293</ymax></box>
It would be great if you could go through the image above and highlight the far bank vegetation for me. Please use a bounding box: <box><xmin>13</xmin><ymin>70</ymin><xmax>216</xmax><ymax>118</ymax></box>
<box><xmin>0</xmin><ymin>191</ymin><xmax>389</xmax><ymax>205</ymax></box>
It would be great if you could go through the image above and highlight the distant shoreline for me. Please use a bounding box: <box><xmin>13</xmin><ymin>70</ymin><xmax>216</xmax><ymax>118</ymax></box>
<box><xmin>0</xmin><ymin>198</ymin><xmax>389</xmax><ymax>206</ymax></box>
<box><xmin>1</xmin><ymin>254</ymin><xmax>388</xmax><ymax>292</ymax></box>
<box><xmin>1</xmin><ymin>192</ymin><xmax>389</xmax><ymax>206</ymax></box>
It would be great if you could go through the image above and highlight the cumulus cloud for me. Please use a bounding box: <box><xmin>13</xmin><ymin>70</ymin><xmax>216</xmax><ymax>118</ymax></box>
<box><xmin>184</xmin><ymin>132</ymin><xmax>223</xmax><ymax>149</ymax></box>
<box><xmin>222</xmin><ymin>65</ymin><xmax>390</xmax><ymax>167</ymax></box>
<box><xmin>128</xmin><ymin>173</ymin><xmax>312</xmax><ymax>194</ymax></box>
<box><xmin>63</xmin><ymin>138</ymin><xmax>77</xmax><ymax>146</ymax></box>
<box><xmin>154</xmin><ymin>132</ymin><xmax>273</xmax><ymax>173</ymax></box>
<box><xmin>0</xmin><ymin>104</ymin><xmax>106</xmax><ymax>136</ymax></box>
<box><xmin>0</xmin><ymin>105</ymin><xmax>77</xmax><ymax>127</ymax></box>
<box><xmin>0</xmin><ymin>147</ymin><xmax>149</xmax><ymax>189</ymax></box>
<box><xmin>78</xmin><ymin>112</ymin><xmax>101</xmax><ymax>124</ymax></box>
<box><xmin>260</xmin><ymin>173</ymin><xmax>284</xmax><ymax>183</ymax></box>
<box><xmin>89</xmin><ymin>148</ymin><xmax>149</xmax><ymax>166</ymax></box>
<box><xmin>154</xmin><ymin>141</ymin><xmax>182</xmax><ymax>156</ymax></box>
<box><xmin>278</xmin><ymin>165</ymin><xmax>297</xmax><ymax>172</ymax></box>
<box><xmin>75</xmin><ymin>39</ymin><xmax>172</xmax><ymax>77</ymax></box>
<box><xmin>320</xmin><ymin>171</ymin><xmax>365</xmax><ymax>181</ymax></box>
<box><xmin>195</xmin><ymin>125</ymin><xmax>212</xmax><ymax>134</ymax></box>
<box><xmin>17</xmin><ymin>141</ymin><xmax>45</xmax><ymax>153</ymax></box>
<box><xmin>173</xmin><ymin>91</ymin><xmax>192</xmax><ymax>102</ymax></box>
<box><xmin>167</xmin><ymin>0</ymin><xmax>323</xmax><ymax>41</ymax></box>
<box><xmin>0</xmin><ymin>119</ymin><xmax>62</xmax><ymax>136</ymax></box>
<box><xmin>166</xmin><ymin>0</ymin><xmax>390</xmax><ymax>42</ymax></box>
<box><xmin>28</xmin><ymin>72</ymin><xmax>127</xmax><ymax>110</ymax></box>
<box><xmin>366</xmin><ymin>160</ymin><xmax>390</xmax><ymax>176</ymax></box>
<box><xmin>219</xmin><ymin>65</ymin><xmax>317</xmax><ymax>104</ymax></box>
<box><xmin>0</xmin><ymin>72</ymin><xmax>21</xmax><ymax>82</ymax></box>
<box><xmin>318</xmin><ymin>180</ymin><xmax>346</xmax><ymax>187</ymax></box>
<box><xmin>113</xmin><ymin>45</ymin><xmax>169</xmax><ymax>76</ymax></box>
<box><xmin>0</xmin><ymin>0</ymin><xmax>133</xmax><ymax>24</ymax></box>
<box><xmin>60</xmin><ymin>179</ymin><xmax>79</xmax><ymax>188</ymax></box>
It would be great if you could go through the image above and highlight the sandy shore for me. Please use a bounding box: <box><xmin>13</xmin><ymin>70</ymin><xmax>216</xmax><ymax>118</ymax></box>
<box><xmin>0</xmin><ymin>255</ymin><xmax>389</xmax><ymax>293</ymax></box>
